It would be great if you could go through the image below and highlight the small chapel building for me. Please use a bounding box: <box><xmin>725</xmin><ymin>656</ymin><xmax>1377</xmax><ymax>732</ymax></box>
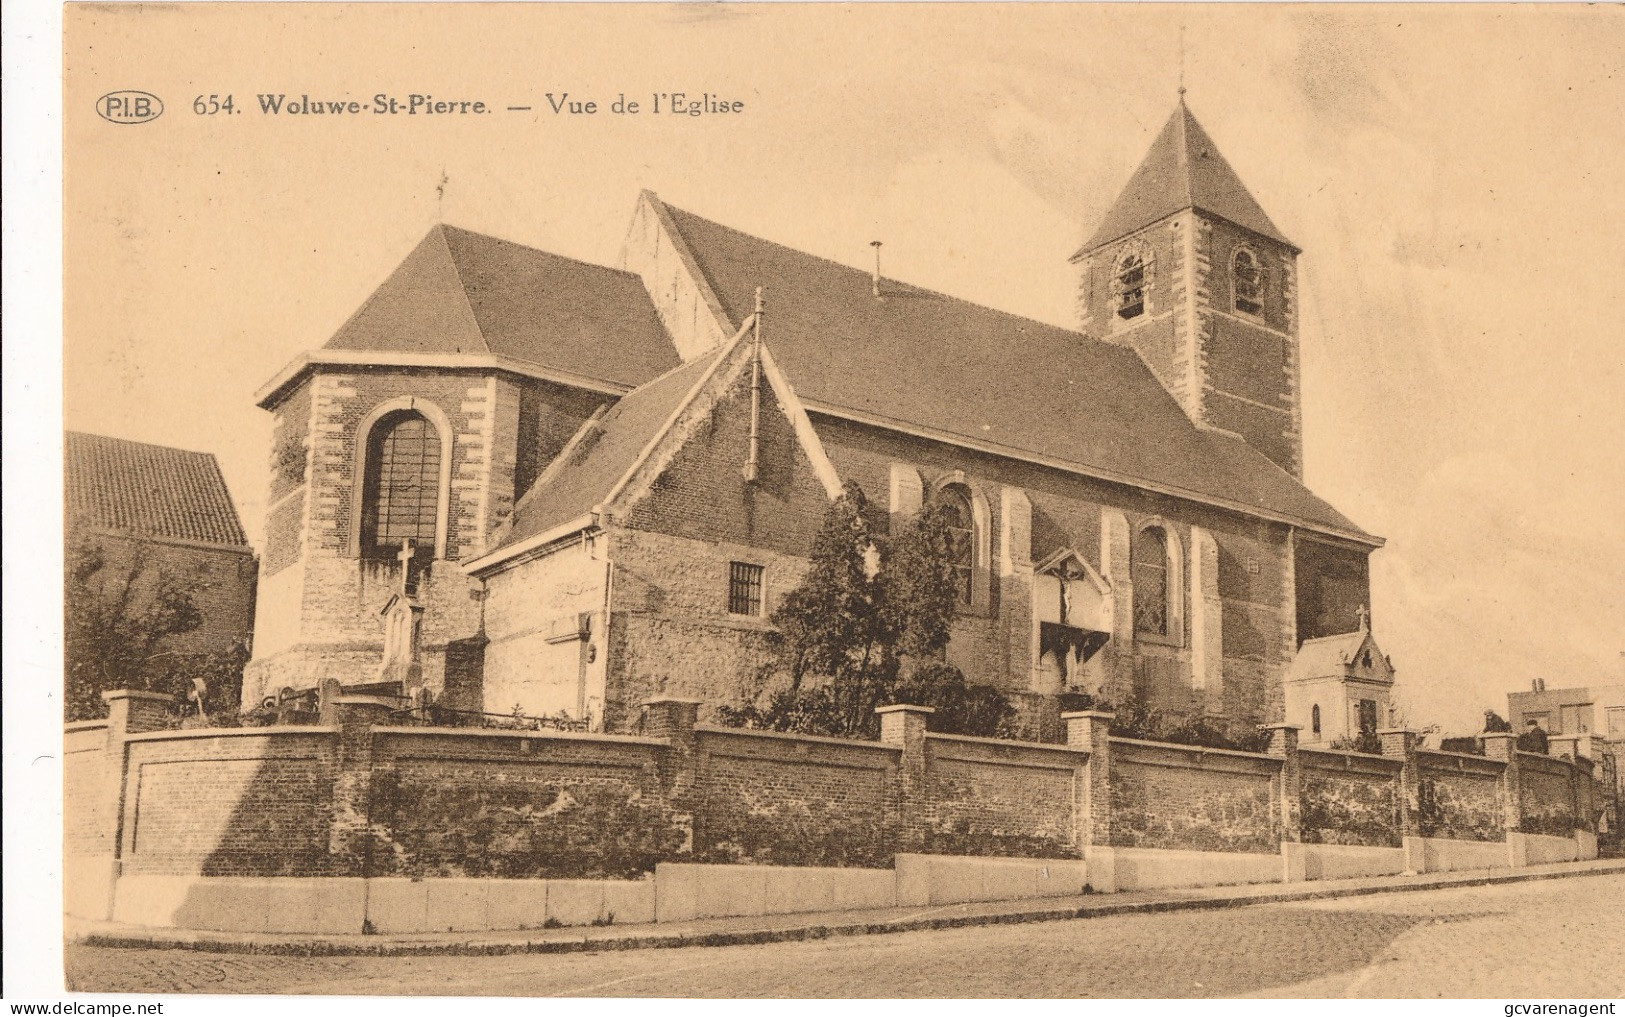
<box><xmin>243</xmin><ymin>100</ymin><xmax>1384</xmax><ymax>738</ymax></box>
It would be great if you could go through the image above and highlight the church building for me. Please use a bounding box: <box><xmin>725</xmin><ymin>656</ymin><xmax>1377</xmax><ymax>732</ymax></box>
<box><xmin>243</xmin><ymin>100</ymin><xmax>1384</xmax><ymax>738</ymax></box>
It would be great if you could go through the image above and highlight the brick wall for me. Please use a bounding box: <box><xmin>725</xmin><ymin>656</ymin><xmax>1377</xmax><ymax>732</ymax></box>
<box><xmin>921</xmin><ymin>735</ymin><xmax>1081</xmax><ymax>858</ymax></box>
<box><xmin>120</xmin><ymin>730</ymin><xmax>336</xmax><ymax>876</ymax></box>
<box><xmin>1295</xmin><ymin>536</ymin><xmax>1373</xmax><ymax>643</ymax></box>
<box><xmin>1418</xmin><ymin>752</ymin><xmax>1507</xmax><ymax>842</ymax></box>
<box><xmin>1298</xmin><ymin>748</ymin><xmax>1403</xmax><ymax>847</ymax></box>
<box><xmin>692</xmin><ymin>727</ymin><xmax>899</xmax><ymax>868</ymax></box>
<box><xmin>64</xmin><ymin>724</ymin><xmax>114</xmax><ymax>858</ymax></box>
<box><xmin>66</xmin><ymin>696</ymin><xmax>1605</xmax><ymax>895</ymax></box>
<box><xmin>367</xmin><ymin>729</ymin><xmax>678</xmax><ymax>879</ymax></box>
<box><xmin>1109</xmin><ymin>738</ymin><xmax>1282</xmax><ymax>852</ymax></box>
<box><xmin>73</xmin><ymin>532</ymin><xmax>257</xmax><ymax>659</ymax></box>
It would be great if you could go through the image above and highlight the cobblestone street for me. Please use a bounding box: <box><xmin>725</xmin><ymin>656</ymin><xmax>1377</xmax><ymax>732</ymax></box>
<box><xmin>64</xmin><ymin>872</ymin><xmax>1625</xmax><ymax>998</ymax></box>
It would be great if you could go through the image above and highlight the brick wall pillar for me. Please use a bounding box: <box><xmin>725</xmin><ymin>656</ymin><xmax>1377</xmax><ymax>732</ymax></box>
<box><xmin>1064</xmin><ymin>710</ymin><xmax>1115</xmax><ymax>891</ymax></box>
<box><xmin>1264</xmin><ymin>724</ymin><xmax>1303</xmax><ymax>842</ymax></box>
<box><xmin>878</xmin><ymin>704</ymin><xmax>933</xmax><ymax>853</ymax></box>
<box><xmin>1482</xmin><ymin>731</ymin><xmax>1522</xmax><ymax>836</ymax></box>
<box><xmin>1381</xmin><ymin>728</ymin><xmax>1422</xmax><ymax>872</ymax></box>
<box><xmin>94</xmin><ymin>691</ymin><xmax>178</xmax><ymax>912</ymax></box>
<box><xmin>644</xmin><ymin>697</ymin><xmax>702</xmax><ymax>856</ymax></box>
<box><xmin>329</xmin><ymin>696</ymin><xmax>393</xmax><ymax>877</ymax></box>
<box><xmin>103</xmin><ymin>689</ymin><xmax>179</xmax><ymax>738</ymax></box>
<box><xmin>1265</xmin><ymin>723</ymin><xmax>1305</xmax><ymax>882</ymax></box>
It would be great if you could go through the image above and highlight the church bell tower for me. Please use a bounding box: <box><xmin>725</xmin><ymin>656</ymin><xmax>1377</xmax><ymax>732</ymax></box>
<box><xmin>1072</xmin><ymin>99</ymin><xmax>1304</xmax><ymax>479</ymax></box>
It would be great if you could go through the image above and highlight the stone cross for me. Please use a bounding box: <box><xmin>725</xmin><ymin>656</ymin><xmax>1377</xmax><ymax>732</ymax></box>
<box><xmin>1355</xmin><ymin>604</ymin><xmax>1369</xmax><ymax>631</ymax></box>
<box><xmin>397</xmin><ymin>540</ymin><xmax>416</xmax><ymax>596</ymax></box>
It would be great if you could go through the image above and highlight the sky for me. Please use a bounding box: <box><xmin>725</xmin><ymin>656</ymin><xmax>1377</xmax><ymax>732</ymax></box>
<box><xmin>56</xmin><ymin>3</ymin><xmax>1625</xmax><ymax>736</ymax></box>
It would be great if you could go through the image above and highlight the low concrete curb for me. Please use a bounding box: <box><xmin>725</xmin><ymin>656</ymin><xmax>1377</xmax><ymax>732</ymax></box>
<box><xmin>70</xmin><ymin>859</ymin><xmax>1625</xmax><ymax>958</ymax></box>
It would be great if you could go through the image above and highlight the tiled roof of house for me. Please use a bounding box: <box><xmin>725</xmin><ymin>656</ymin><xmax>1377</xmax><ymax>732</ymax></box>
<box><xmin>1077</xmin><ymin>100</ymin><xmax>1296</xmax><ymax>255</ymax></box>
<box><xmin>657</xmin><ymin>200</ymin><xmax>1369</xmax><ymax>541</ymax></box>
<box><xmin>65</xmin><ymin>431</ymin><xmax>250</xmax><ymax>547</ymax></box>
<box><xmin>323</xmin><ymin>224</ymin><xmax>681</xmax><ymax>387</ymax></box>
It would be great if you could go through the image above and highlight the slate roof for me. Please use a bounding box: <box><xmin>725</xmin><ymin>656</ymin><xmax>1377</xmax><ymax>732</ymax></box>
<box><xmin>323</xmin><ymin>224</ymin><xmax>680</xmax><ymax>387</ymax></box>
<box><xmin>489</xmin><ymin>347</ymin><xmax>729</xmax><ymax>551</ymax></box>
<box><xmin>658</xmin><ymin>200</ymin><xmax>1370</xmax><ymax>541</ymax></box>
<box><xmin>1288</xmin><ymin>629</ymin><xmax>1387</xmax><ymax>682</ymax></box>
<box><xmin>1077</xmin><ymin>100</ymin><xmax>1297</xmax><ymax>255</ymax></box>
<box><xmin>66</xmin><ymin>431</ymin><xmax>250</xmax><ymax>547</ymax></box>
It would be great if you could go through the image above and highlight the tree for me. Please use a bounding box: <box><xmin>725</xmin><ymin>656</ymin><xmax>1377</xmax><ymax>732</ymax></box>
<box><xmin>717</xmin><ymin>482</ymin><xmax>1011</xmax><ymax>739</ymax></box>
<box><xmin>64</xmin><ymin>529</ymin><xmax>244</xmax><ymax>721</ymax></box>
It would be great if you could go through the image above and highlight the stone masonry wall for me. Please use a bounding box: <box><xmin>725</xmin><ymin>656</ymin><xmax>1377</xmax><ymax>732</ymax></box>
<box><xmin>1298</xmin><ymin>749</ymin><xmax>1403</xmax><ymax>847</ymax></box>
<box><xmin>1418</xmin><ymin>752</ymin><xmax>1506</xmax><ymax>842</ymax></box>
<box><xmin>1109</xmin><ymin>738</ymin><xmax>1282</xmax><ymax>853</ymax></box>
<box><xmin>1519</xmin><ymin>752</ymin><xmax>1582</xmax><ymax>836</ymax></box>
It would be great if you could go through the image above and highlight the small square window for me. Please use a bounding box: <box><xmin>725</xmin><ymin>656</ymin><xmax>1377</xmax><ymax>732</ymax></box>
<box><xmin>728</xmin><ymin>561</ymin><xmax>765</xmax><ymax>616</ymax></box>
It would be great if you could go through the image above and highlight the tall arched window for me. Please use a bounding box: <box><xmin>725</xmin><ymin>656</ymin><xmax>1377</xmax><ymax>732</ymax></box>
<box><xmin>937</xmin><ymin>484</ymin><xmax>975</xmax><ymax>606</ymax></box>
<box><xmin>1233</xmin><ymin>248</ymin><xmax>1262</xmax><ymax>315</ymax></box>
<box><xmin>1131</xmin><ymin>525</ymin><xmax>1170</xmax><ymax>638</ymax></box>
<box><xmin>361</xmin><ymin>410</ymin><xmax>443</xmax><ymax>560</ymax></box>
<box><xmin>1311</xmin><ymin>704</ymin><xmax>1322</xmax><ymax>737</ymax></box>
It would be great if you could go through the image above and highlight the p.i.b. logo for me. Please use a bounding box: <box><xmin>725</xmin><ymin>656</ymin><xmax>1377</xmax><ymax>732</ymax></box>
<box><xmin>97</xmin><ymin>90</ymin><xmax>164</xmax><ymax>124</ymax></box>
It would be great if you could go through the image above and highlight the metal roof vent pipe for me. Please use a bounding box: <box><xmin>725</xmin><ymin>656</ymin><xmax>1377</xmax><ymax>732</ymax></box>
<box><xmin>870</xmin><ymin>240</ymin><xmax>883</xmax><ymax>300</ymax></box>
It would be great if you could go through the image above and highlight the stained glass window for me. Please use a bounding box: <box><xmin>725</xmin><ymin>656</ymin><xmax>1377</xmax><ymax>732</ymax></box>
<box><xmin>1132</xmin><ymin>526</ymin><xmax>1169</xmax><ymax>637</ymax></box>
<box><xmin>362</xmin><ymin>412</ymin><xmax>441</xmax><ymax>559</ymax></box>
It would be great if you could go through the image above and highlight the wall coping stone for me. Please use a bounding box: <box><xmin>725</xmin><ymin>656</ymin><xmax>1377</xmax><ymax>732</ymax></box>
<box><xmin>925</xmin><ymin>732</ymin><xmax>1086</xmax><ymax>756</ymax></box>
<box><xmin>875</xmin><ymin>704</ymin><xmax>935</xmax><ymax>715</ymax></box>
<box><xmin>1110</xmin><ymin>736</ymin><xmax>1281</xmax><ymax>762</ymax></box>
<box><xmin>693</xmin><ymin>724</ymin><xmax>903</xmax><ymax>752</ymax></box>
<box><xmin>1418</xmin><ymin>749</ymin><xmax>1507</xmax><ymax>769</ymax></box>
<box><xmin>102</xmin><ymin>689</ymin><xmax>178</xmax><ymax>703</ymax></box>
<box><xmin>643</xmin><ymin>696</ymin><xmax>706</xmax><ymax>706</ymax></box>
<box><xmin>1299</xmin><ymin>747</ymin><xmax>1403</xmax><ymax>769</ymax></box>
<box><xmin>123</xmin><ymin>725</ymin><xmax>335</xmax><ymax>743</ymax></box>
<box><xmin>65</xmin><ymin>720</ymin><xmax>111</xmax><ymax>733</ymax></box>
<box><xmin>1059</xmin><ymin>711</ymin><xmax>1116</xmax><ymax>721</ymax></box>
<box><xmin>373</xmin><ymin>726</ymin><xmax>669</xmax><ymax>747</ymax></box>
<box><xmin>1261</xmin><ymin>723</ymin><xmax>1303</xmax><ymax>731</ymax></box>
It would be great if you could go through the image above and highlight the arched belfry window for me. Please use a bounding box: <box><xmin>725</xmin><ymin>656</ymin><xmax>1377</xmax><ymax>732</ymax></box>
<box><xmin>361</xmin><ymin>410</ymin><xmax>443</xmax><ymax>560</ymax></box>
<box><xmin>1114</xmin><ymin>247</ymin><xmax>1150</xmax><ymax>320</ymax></box>
<box><xmin>1131</xmin><ymin>522</ymin><xmax>1182</xmax><ymax>642</ymax></box>
<box><xmin>937</xmin><ymin>484</ymin><xmax>976</xmax><ymax>606</ymax></box>
<box><xmin>1233</xmin><ymin>247</ymin><xmax>1263</xmax><ymax>315</ymax></box>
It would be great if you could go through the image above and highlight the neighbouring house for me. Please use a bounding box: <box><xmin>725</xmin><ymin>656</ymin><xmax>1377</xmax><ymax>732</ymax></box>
<box><xmin>1508</xmin><ymin>679</ymin><xmax>1625</xmax><ymax>798</ymax></box>
<box><xmin>242</xmin><ymin>99</ymin><xmax>1383</xmax><ymax>739</ymax></box>
<box><xmin>65</xmin><ymin>431</ymin><xmax>258</xmax><ymax>706</ymax></box>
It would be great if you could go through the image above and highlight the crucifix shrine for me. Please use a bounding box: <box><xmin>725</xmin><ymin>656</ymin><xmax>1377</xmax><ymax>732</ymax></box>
<box><xmin>378</xmin><ymin>540</ymin><xmax>425</xmax><ymax>688</ymax></box>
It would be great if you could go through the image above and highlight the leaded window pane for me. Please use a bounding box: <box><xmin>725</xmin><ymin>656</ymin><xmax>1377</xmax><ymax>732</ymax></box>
<box><xmin>1132</xmin><ymin>527</ymin><xmax>1168</xmax><ymax>637</ymax></box>
<box><xmin>363</xmin><ymin>412</ymin><xmax>441</xmax><ymax>558</ymax></box>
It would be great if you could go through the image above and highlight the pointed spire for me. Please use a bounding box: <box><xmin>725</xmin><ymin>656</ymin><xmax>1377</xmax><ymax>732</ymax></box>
<box><xmin>1075</xmin><ymin>101</ymin><xmax>1297</xmax><ymax>257</ymax></box>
